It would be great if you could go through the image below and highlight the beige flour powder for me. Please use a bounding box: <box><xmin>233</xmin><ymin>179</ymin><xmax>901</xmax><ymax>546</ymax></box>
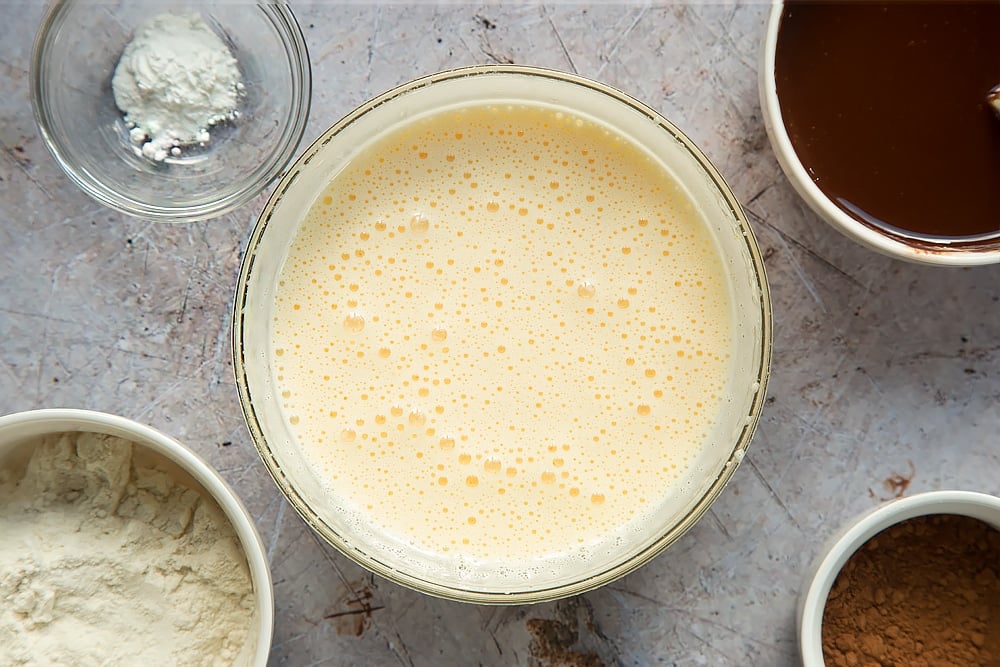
<box><xmin>0</xmin><ymin>432</ymin><xmax>256</xmax><ymax>666</ymax></box>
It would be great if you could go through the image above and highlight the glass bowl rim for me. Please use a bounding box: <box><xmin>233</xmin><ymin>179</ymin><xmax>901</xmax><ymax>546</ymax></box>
<box><xmin>29</xmin><ymin>0</ymin><xmax>313</xmax><ymax>223</ymax></box>
<box><xmin>232</xmin><ymin>64</ymin><xmax>774</xmax><ymax>604</ymax></box>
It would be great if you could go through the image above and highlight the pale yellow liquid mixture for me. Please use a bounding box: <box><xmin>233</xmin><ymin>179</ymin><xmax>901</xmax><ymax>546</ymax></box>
<box><xmin>271</xmin><ymin>104</ymin><xmax>732</xmax><ymax>568</ymax></box>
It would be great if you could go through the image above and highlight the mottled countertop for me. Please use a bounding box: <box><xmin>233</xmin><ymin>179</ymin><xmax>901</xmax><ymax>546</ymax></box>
<box><xmin>2</xmin><ymin>3</ymin><xmax>998</xmax><ymax>666</ymax></box>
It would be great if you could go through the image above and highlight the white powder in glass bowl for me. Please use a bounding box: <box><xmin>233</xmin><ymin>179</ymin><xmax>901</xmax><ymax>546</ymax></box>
<box><xmin>0</xmin><ymin>432</ymin><xmax>255</xmax><ymax>666</ymax></box>
<box><xmin>111</xmin><ymin>12</ymin><xmax>244</xmax><ymax>161</ymax></box>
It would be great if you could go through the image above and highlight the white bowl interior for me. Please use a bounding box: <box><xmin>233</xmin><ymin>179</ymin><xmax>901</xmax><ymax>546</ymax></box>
<box><xmin>0</xmin><ymin>409</ymin><xmax>274</xmax><ymax>667</ymax></box>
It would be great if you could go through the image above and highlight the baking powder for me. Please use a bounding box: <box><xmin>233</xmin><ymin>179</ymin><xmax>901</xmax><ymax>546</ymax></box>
<box><xmin>112</xmin><ymin>12</ymin><xmax>243</xmax><ymax>161</ymax></box>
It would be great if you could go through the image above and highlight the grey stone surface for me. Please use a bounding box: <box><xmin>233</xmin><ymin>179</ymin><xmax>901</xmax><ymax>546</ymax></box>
<box><xmin>2</xmin><ymin>3</ymin><xmax>998</xmax><ymax>666</ymax></box>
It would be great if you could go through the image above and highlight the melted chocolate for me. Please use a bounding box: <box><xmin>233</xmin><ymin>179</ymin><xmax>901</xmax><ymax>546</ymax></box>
<box><xmin>775</xmin><ymin>2</ymin><xmax>1000</xmax><ymax>242</ymax></box>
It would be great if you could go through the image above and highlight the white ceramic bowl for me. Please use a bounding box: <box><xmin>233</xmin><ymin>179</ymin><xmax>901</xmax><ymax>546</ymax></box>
<box><xmin>759</xmin><ymin>2</ymin><xmax>1000</xmax><ymax>266</ymax></box>
<box><xmin>798</xmin><ymin>490</ymin><xmax>1000</xmax><ymax>665</ymax></box>
<box><xmin>0</xmin><ymin>409</ymin><xmax>274</xmax><ymax>666</ymax></box>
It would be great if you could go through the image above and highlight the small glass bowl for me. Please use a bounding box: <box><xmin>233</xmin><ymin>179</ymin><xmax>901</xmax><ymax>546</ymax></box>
<box><xmin>30</xmin><ymin>0</ymin><xmax>311</xmax><ymax>222</ymax></box>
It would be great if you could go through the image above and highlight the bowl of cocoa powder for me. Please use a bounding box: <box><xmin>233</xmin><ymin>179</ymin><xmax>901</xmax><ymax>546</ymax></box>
<box><xmin>799</xmin><ymin>491</ymin><xmax>1000</xmax><ymax>666</ymax></box>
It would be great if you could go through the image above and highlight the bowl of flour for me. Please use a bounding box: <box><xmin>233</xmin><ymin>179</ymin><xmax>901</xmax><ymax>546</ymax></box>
<box><xmin>30</xmin><ymin>1</ymin><xmax>311</xmax><ymax>222</ymax></box>
<box><xmin>0</xmin><ymin>409</ymin><xmax>273</xmax><ymax>666</ymax></box>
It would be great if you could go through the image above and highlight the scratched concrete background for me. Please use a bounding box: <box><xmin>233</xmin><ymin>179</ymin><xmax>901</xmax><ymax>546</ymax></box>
<box><xmin>1</xmin><ymin>3</ymin><xmax>999</xmax><ymax>666</ymax></box>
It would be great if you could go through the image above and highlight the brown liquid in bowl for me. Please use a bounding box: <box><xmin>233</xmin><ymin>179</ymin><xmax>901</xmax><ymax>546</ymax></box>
<box><xmin>775</xmin><ymin>1</ymin><xmax>1000</xmax><ymax>242</ymax></box>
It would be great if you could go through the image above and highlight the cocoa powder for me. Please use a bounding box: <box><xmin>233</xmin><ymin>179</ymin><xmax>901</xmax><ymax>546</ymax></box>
<box><xmin>822</xmin><ymin>514</ymin><xmax>1000</xmax><ymax>667</ymax></box>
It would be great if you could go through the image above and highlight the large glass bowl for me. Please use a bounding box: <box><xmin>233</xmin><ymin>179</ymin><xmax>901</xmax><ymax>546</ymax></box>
<box><xmin>31</xmin><ymin>0</ymin><xmax>311</xmax><ymax>222</ymax></box>
<box><xmin>233</xmin><ymin>66</ymin><xmax>773</xmax><ymax>603</ymax></box>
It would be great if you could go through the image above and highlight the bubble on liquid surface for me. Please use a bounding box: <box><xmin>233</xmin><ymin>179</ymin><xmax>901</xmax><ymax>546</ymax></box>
<box><xmin>344</xmin><ymin>312</ymin><xmax>365</xmax><ymax>333</ymax></box>
<box><xmin>410</xmin><ymin>213</ymin><xmax>430</xmax><ymax>233</ymax></box>
<box><xmin>576</xmin><ymin>281</ymin><xmax>596</xmax><ymax>299</ymax></box>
